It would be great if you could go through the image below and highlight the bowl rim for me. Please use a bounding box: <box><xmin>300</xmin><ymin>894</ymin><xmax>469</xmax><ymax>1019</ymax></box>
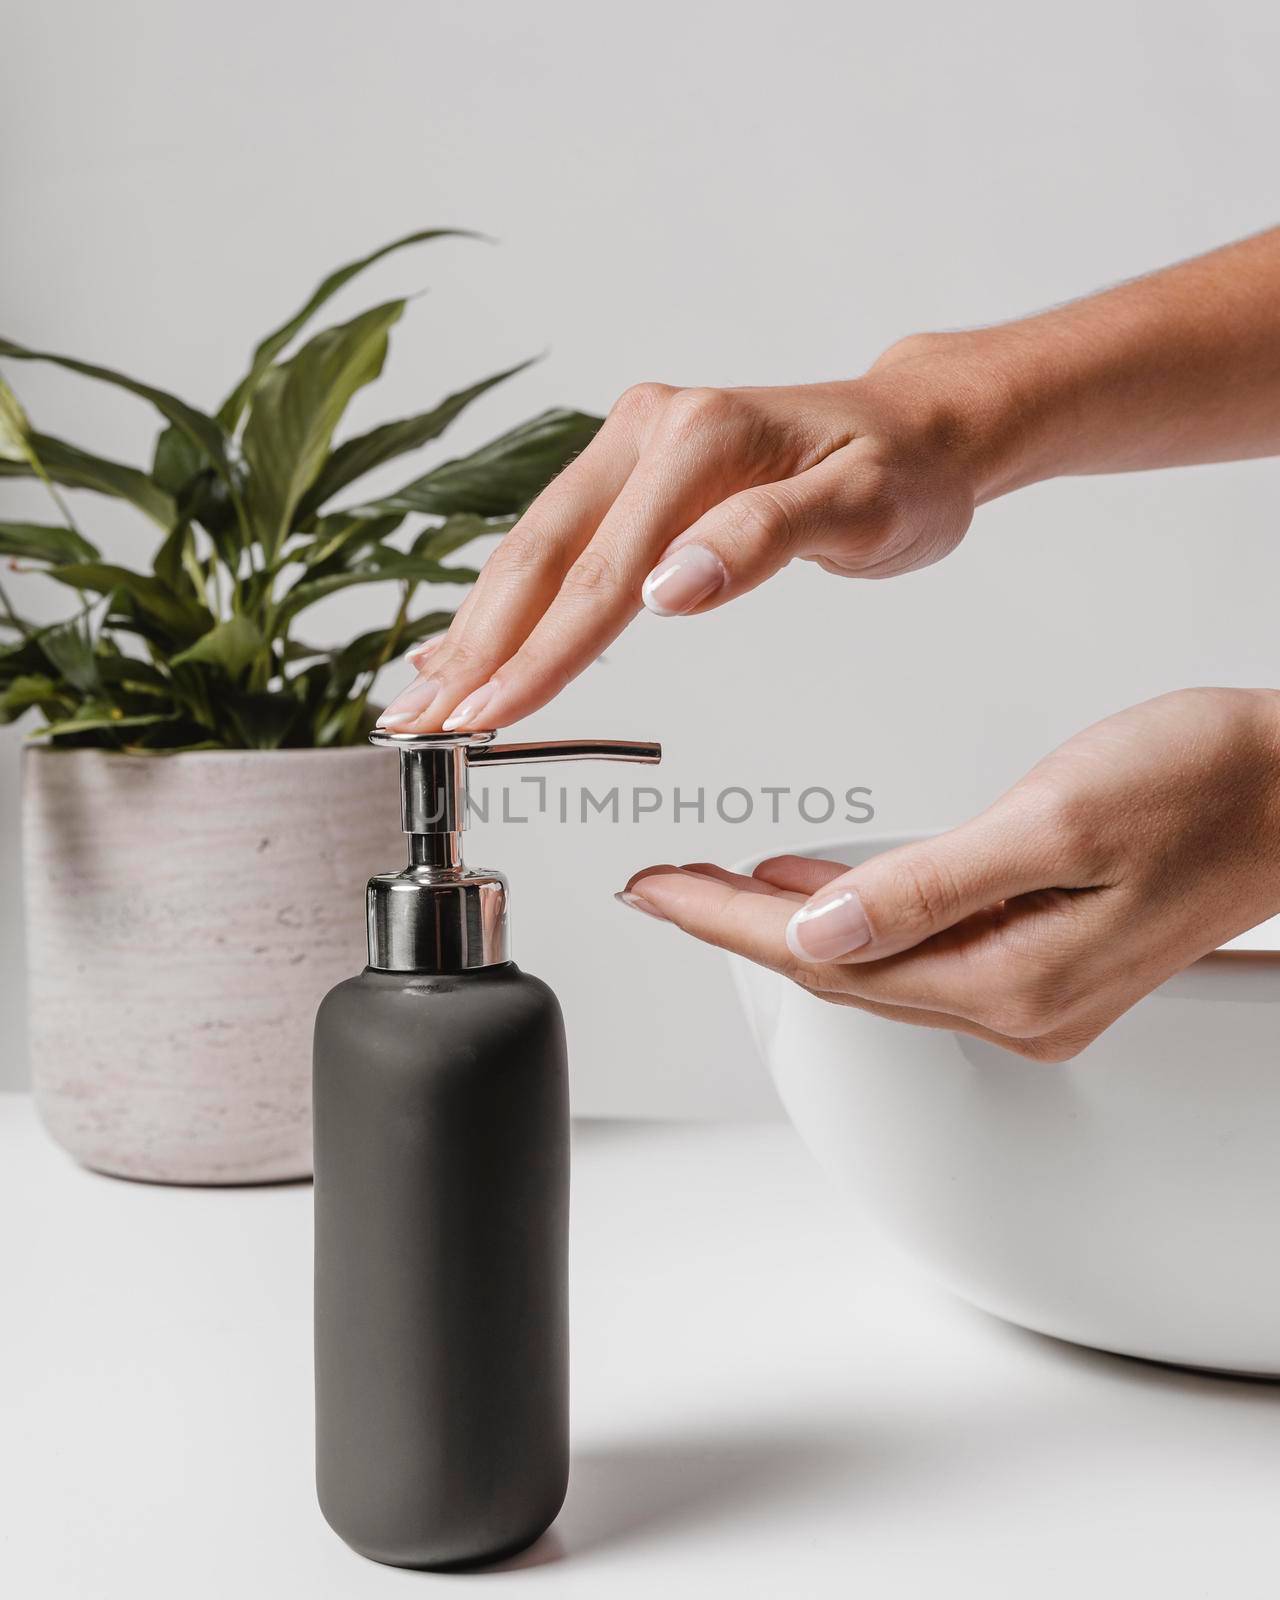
<box><xmin>730</xmin><ymin>829</ymin><xmax>1280</xmax><ymax>968</ymax></box>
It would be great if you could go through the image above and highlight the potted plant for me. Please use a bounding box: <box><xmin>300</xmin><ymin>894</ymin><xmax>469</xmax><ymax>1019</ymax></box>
<box><xmin>1</xmin><ymin>228</ymin><xmax>599</xmax><ymax>1184</ymax></box>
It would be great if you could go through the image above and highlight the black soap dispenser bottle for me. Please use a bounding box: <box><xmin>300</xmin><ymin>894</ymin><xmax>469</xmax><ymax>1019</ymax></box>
<box><xmin>313</xmin><ymin>728</ymin><xmax>661</xmax><ymax>1571</ymax></box>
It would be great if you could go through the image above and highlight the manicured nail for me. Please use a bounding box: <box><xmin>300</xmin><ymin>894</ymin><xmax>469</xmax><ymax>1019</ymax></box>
<box><xmin>403</xmin><ymin>637</ymin><xmax>442</xmax><ymax>668</ymax></box>
<box><xmin>376</xmin><ymin>675</ymin><xmax>441</xmax><ymax>728</ymax></box>
<box><xmin>615</xmin><ymin>891</ymin><xmax>668</xmax><ymax>922</ymax></box>
<box><xmin>785</xmin><ymin>889</ymin><xmax>870</xmax><ymax>962</ymax></box>
<box><xmin>442</xmin><ymin>680</ymin><xmax>498</xmax><ymax>731</ymax></box>
<box><xmin>641</xmin><ymin>544</ymin><xmax>728</xmax><ymax>616</ymax></box>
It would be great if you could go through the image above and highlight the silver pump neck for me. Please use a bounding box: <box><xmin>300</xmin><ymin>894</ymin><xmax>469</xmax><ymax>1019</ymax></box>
<box><xmin>366</xmin><ymin>730</ymin><xmax>662</xmax><ymax>973</ymax></box>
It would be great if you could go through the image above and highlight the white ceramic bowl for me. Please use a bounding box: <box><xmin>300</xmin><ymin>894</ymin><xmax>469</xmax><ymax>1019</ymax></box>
<box><xmin>731</xmin><ymin>833</ymin><xmax>1280</xmax><ymax>1375</ymax></box>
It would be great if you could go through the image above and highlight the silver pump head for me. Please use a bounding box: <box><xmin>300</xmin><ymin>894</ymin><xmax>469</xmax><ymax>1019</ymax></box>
<box><xmin>366</xmin><ymin>730</ymin><xmax>662</xmax><ymax>973</ymax></box>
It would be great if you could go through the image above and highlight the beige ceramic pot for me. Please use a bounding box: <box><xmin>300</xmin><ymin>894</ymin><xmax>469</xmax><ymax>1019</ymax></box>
<box><xmin>22</xmin><ymin>746</ymin><xmax>402</xmax><ymax>1184</ymax></box>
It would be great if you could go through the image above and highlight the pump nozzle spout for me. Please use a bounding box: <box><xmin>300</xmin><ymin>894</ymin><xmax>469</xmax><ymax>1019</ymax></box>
<box><xmin>366</xmin><ymin>728</ymin><xmax>663</xmax><ymax>972</ymax></box>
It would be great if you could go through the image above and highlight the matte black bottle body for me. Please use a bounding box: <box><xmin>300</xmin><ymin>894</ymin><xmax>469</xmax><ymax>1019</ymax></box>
<box><xmin>313</xmin><ymin>963</ymin><xmax>569</xmax><ymax>1570</ymax></box>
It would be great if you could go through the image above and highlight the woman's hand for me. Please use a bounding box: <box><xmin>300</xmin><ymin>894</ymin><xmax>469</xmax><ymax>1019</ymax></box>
<box><xmin>376</xmin><ymin>228</ymin><xmax>1280</xmax><ymax>736</ymax></box>
<box><xmin>618</xmin><ymin>689</ymin><xmax>1280</xmax><ymax>1061</ymax></box>
<box><xmin>377</xmin><ymin>335</ymin><xmax>1020</xmax><ymax>732</ymax></box>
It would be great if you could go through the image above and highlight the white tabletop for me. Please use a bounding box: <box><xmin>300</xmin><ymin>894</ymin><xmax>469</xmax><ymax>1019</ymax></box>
<box><xmin>2</xmin><ymin>1094</ymin><xmax>1278</xmax><ymax>1598</ymax></box>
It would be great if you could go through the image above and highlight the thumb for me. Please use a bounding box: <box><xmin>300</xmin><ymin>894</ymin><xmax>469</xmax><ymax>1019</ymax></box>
<box><xmin>784</xmin><ymin>808</ymin><xmax>1054</xmax><ymax>964</ymax></box>
<box><xmin>640</xmin><ymin>450</ymin><xmax>867</xmax><ymax>617</ymax></box>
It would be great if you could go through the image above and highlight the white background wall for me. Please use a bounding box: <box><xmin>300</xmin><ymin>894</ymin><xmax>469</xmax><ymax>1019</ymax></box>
<box><xmin>3</xmin><ymin>0</ymin><xmax>1279</xmax><ymax>1113</ymax></box>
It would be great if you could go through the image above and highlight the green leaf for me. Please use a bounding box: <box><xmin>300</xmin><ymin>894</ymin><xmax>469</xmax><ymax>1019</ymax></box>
<box><xmin>152</xmin><ymin>432</ymin><xmax>246</xmax><ymax>572</ymax></box>
<box><xmin>285</xmin><ymin>662</ymin><xmax>339</xmax><ymax>745</ymax></box>
<box><xmin>0</xmin><ymin>674</ymin><xmax>67</xmax><ymax>724</ymax></box>
<box><xmin>100</xmin><ymin>593</ymin><xmax>171</xmax><ymax>654</ymax></box>
<box><xmin>295</xmin><ymin>357</ymin><xmax>535</xmax><ymax>520</ymax></box>
<box><xmin>240</xmin><ymin>299</ymin><xmax>404</xmax><ymax>560</ymax></box>
<box><xmin>401</xmin><ymin>609</ymin><xmax>455</xmax><ymax>647</ymax></box>
<box><xmin>0</xmin><ymin>432</ymin><xmax>174</xmax><ymax>526</ymax></box>
<box><xmin>361</xmin><ymin>408</ymin><xmax>601</xmax><ymax>518</ymax></box>
<box><xmin>170</xmin><ymin>615</ymin><xmax>264</xmax><ymax>681</ymax></box>
<box><xmin>39</xmin><ymin>614</ymin><xmax>99</xmax><ymax>693</ymax></box>
<box><xmin>275</xmin><ymin>637</ymin><xmax>323</xmax><ymax>662</ymax></box>
<box><xmin>152</xmin><ymin>425</ymin><xmax>207</xmax><ymax>495</ymax></box>
<box><xmin>153</xmin><ymin>520</ymin><xmax>194</xmax><ymax>595</ymax></box>
<box><xmin>216</xmin><ymin>228</ymin><xmax>477</xmax><ymax>429</ymax></box>
<box><xmin>0</xmin><ymin>381</ymin><xmax>93</xmax><ymax>564</ymax></box>
<box><xmin>48</xmin><ymin>562</ymin><xmax>210</xmax><ymax>640</ymax></box>
<box><xmin>289</xmin><ymin>511</ymin><xmax>405</xmax><ymax>575</ymax></box>
<box><xmin>167</xmin><ymin>660</ymin><xmax>217</xmax><ymax>729</ymax></box>
<box><xmin>412</xmin><ymin>513</ymin><xmax>514</xmax><ymax>562</ymax></box>
<box><xmin>96</xmin><ymin>653</ymin><xmax>171</xmax><ymax>697</ymax></box>
<box><xmin>121</xmin><ymin>737</ymin><xmax>223</xmax><ymax>755</ymax></box>
<box><xmin>0</xmin><ymin>336</ymin><xmax>230</xmax><ymax>471</ymax></box>
<box><xmin>0</xmin><ymin>374</ymin><xmax>37</xmax><ymax>465</ymax></box>
<box><xmin>327</xmin><ymin>609</ymin><xmax>453</xmax><ymax>698</ymax></box>
<box><xmin>33</xmin><ymin>710</ymin><xmax>176</xmax><ymax>740</ymax></box>
<box><xmin>0</xmin><ymin>632</ymin><xmax>53</xmax><ymax>684</ymax></box>
<box><xmin>311</xmin><ymin>703</ymin><xmax>360</xmax><ymax>747</ymax></box>
<box><xmin>0</xmin><ymin>520</ymin><xmax>99</xmax><ymax>563</ymax></box>
<box><xmin>221</xmin><ymin>690</ymin><xmax>302</xmax><ymax>750</ymax></box>
<box><xmin>173</xmin><ymin>465</ymin><xmax>242</xmax><ymax>568</ymax></box>
<box><xmin>151</xmin><ymin>516</ymin><xmax>211</xmax><ymax>608</ymax></box>
<box><xmin>277</xmin><ymin>551</ymin><xmax>478</xmax><ymax>625</ymax></box>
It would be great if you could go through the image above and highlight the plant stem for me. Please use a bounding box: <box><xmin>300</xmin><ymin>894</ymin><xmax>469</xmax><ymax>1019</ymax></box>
<box><xmin>379</xmin><ymin>581</ymin><xmax>415</xmax><ymax>669</ymax></box>
<box><xmin>45</xmin><ymin>482</ymin><xmax>86</xmax><ymax>541</ymax></box>
<box><xmin>209</xmin><ymin>551</ymin><xmax>224</xmax><ymax>619</ymax></box>
<box><xmin>226</xmin><ymin>476</ymin><xmax>252</xmax><ymax>554</ymax></box>
<box><xmin>344</xmin><ymin>579</ymin><xmax>416</xmax><ymax>740</ymax></box>
<box><xmin>0</xmin><ymin>577</ymin><xmax>33</xmax><ymax>636</ymax></box>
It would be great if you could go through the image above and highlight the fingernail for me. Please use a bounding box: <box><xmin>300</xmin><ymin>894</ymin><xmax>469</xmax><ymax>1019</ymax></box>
<box><xmin>785</xmin><ymin>889</ymin><xmax>870</xmax><ymax>962</ymax></box>
<box><xmin>403</xmin><ymin>637</ymin><xmax>442</xmax><ymax>667</ymax></box>
<box><xmin>615</xmin><ymin>891</ymin><xmax>668</xmax><ymax>922</ymax></box>
<box><xmin>376</xmin><ymin>675</ymin><xmax>441</xmax><ymax>728</ymax></box>
<box><xmin>641</xmin><ymin>544</ymin><xmax>728</xmax><ymax>617</ymax></box>
<box><xmin>441</xmin><ymin>680</ymin><xmax>498</xmax><ymax>731</ymax></box>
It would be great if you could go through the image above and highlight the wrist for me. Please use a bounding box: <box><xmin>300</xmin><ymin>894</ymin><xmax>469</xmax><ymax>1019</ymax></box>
<box><xmin>1196</xmin><ymin>686</ymin><xmax>1280</xmax><ymax>913</ymax></box>
<box><xmin>870</xmin><ymin>325</ymin><xmax>1081</xmax><ymax>504</ymax></box>
<box><xmin>1253</xmin><ymin>686</ymin><xmax>1280</xmax><ymax>816</ymax></box>
<box><xmin>1234</xmin><ymin>687</ymin><xmax>1280</xmax><ymax>926</ymax></box>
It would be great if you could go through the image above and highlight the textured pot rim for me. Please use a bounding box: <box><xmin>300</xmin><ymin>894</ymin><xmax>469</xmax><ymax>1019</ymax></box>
<box><xmin>732</xmin><ymin>828</ymin><xmax>1280</xmax><ymax>970</ymax></box>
